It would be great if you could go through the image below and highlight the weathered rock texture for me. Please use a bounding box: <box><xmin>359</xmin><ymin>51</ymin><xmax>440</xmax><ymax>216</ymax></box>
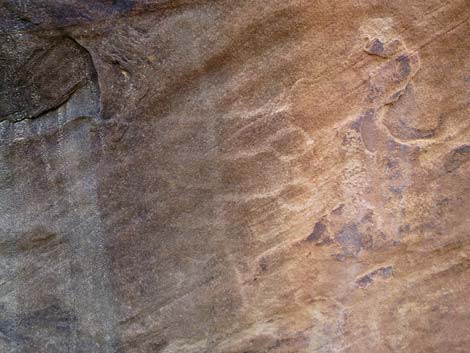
<box><xmin>1</xmin><ymin>1</ymin><xmax>470</xmax><ymax>352</ymax></box>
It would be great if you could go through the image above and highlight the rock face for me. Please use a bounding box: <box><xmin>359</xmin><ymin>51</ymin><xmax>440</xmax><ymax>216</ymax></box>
<box><xmin>1</xmin><ymin>1</ymin><xmax>470</xmax><ymax>352</ymax></box>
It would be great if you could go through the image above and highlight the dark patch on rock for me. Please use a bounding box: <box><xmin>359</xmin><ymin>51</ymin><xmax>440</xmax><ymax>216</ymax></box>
<box><xmin>360</xmin><ymin>232</ymin><xmax>373</xmax><ymax>250</ymax></box>
<box><xmin>0</xmin><ymin>36</ymin><xmax>100</xmax><ymax>123</ymax></box>
<box><xmin>365</xmin><ymin>38</ymin><xmax>385</xmax><ymax>56</ymax></box>
<box><xmin>390</xmin><ymin>186</ymin><xmax>404</xmax><ymax>195</ymax></box>
<box><xmin>398</xmin><ymin>224</ymin><xmax>411</xmax><ymax>235</ymax></box>
<box><xmin>15</xmin><ymin>302</ymin><xmax>115</xmax><ymax>352</ymax></box>
<box><xmin>17</xmin><ymin>303</ymin><xmax>79</xmax><ymax>352</ymax></box>
<box><xmin>444</xmin><ymin>145</ymin><xmax>470</xmax><ymax>173</ymax></box>
<box><xmin>350</xmin><ymin>117</ymin><xmax>363</xmax><ymax>132</ymax></box>
<box><xmin>395</xmin><ymin>54</ymin><xmax>411</xmax><ymax>80</ymax></box>
<box><xmin>19</xmin><ymin>304</ymin><xmax>77</xmax><ymax>331</ymax></box>
<box><xmin>451</xmin><ymin>145</ymin><xmax>470</xmax><ymax>155</ymax></box>
<box><xmin>105</xmin><ymin>121</ymin><xmax>130</xmax><ymax>143</ymax></box>
<box><xmin>335</xmin><ymin>223</ymin><xmax>363</xmax><ymax>256</ymax></box>
<box><xmin>365</xmin><ymin>38</ymin><xmax>402</xmax><ymax>58</ymax></box>
<box><xmin>356</xmin><ymin>266</ymin><xmax>393</xmax><ymax>288</ymax></box>
<box><xmin>0</xmin><ymin>1</ymin><xmax>141</xmax><ymax>29</ymax></box>
<box><xmin>356</xmin><ymin>274</ymin><xmax>374</xmax><ymax>288</ymax></box>
<box><xmin>380</xmin><ymin>266</ymin><xmax>393</xmax><ymax>278</ymax></box>
<box><xmin>259</xmin><ymin>257</ymin><xmax>268</xmax><ymax>272</ymax></box>
<box><xmin>17</xmin><ymin>228</ymin><xmax>60</xmax><ymax>252</ymax></box>
<box><xmin>333</xmin><ymin>222</ymin><xmax>375</xmax><ymax>257</ymax></box>
<box><xmin>306</xmin><ymin>221</ymin><xmax>326</xmax><ymax>242</ymax></box>
<box><xmin>383</xmin><ymin>84</ymin><xmax>441</xmax><ymax>142</ymax></box>
<box><xmin>333</xmin><ymin>253</ymin><xmax>347</xmax><ymax>261</ymax></box>
<box><xmin>395</xmin><ymin>119</ymin><xmax>436</xmax><ymax>140</ymax></box>
<box><xmin>111</xmin><ymin>0</ymin><xmax>135</xmax><ymax>11</ymax></box>
<box><xmin>0</xmin><ymin>311</ymin><xmax>23</xmax><ymax>345</ymax></box>
<box><xmin>360</xmin><ymin>209</ymin><xmax>374</xmax><ymax>223</ymax></box>
<box><xmin>388</xmin><ymin>88</ymin><xmax>406</xmax><ymax>103</ymax></box>
<box><xmin>355</xmin><ymin>109</ymin><xmax>375</xmax><ymax>131</ymax></box>
<box><xmin>367</xmin><ymin>82</ymin><xmax>386</xmax><ymax>104</ymax></box>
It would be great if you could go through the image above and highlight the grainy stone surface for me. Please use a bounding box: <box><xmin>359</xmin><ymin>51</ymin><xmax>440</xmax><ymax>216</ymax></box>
<box><xmin>1</xmin><ymin>1</ymin><xmax>470</xmax><ymax>352</ymax></box>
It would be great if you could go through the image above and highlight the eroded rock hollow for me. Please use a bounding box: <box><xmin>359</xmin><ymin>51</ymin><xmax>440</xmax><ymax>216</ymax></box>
<box><xmin>1</xmin><ymin>1</ymin><xmax>469</xmax><ymax>352</ymax></box>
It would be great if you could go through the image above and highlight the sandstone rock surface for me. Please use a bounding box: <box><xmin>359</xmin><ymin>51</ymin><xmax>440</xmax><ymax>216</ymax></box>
<box><xmin>1</xmin><ymin>1</ymin><xmax>470</xmax><ymax>352</ymax></box>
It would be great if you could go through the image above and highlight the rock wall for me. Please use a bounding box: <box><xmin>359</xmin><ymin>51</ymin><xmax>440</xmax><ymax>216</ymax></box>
<box><xmin>1</xmin><ymin>1</ymin><xmax>469</xmax><ymax>352</ymax></box>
